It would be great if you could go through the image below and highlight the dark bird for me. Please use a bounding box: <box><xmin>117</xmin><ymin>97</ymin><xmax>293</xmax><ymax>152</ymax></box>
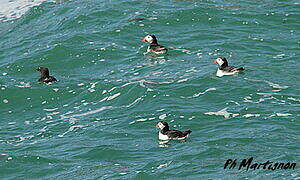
<box><xmin>156</xmin><ymin>121</ymin><xmax>192</xmax><ymax>140</ymax></box>
<box><xmin>129</xmin><ymin>17</ymin><xmax>146</xmax><ymax>21</ymax></box>
<box><xmin>36</xmin><ymin>67</ymin><xmax>57</xmax><ymax>83</ymax></box>
<box><xmin>213</xmin><ymin>57</ymin><xmax>245</xmax><ymax>77</ymax></box>
<box><xmin>141</xmin><ymin>35</ymin><xmax>168</xmax><ymax>55</ymax></box>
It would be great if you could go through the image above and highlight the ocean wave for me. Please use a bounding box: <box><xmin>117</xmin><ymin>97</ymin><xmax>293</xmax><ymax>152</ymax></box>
<box><xmin>0</xmin><ymin>0</ymin><xmax>48</xmax><ymax>22</ymax></box>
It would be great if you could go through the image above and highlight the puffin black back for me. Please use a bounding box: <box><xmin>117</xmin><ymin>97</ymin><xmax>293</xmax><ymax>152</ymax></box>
<box><xmin>37</xmin><ymin>67</ymin><xmax>57</xmax><ymax>83</ymax></box>
<box><xmin>141</xmin><ymin>34</ymin><xmax>168</xmax><ymax>55</ymax></box>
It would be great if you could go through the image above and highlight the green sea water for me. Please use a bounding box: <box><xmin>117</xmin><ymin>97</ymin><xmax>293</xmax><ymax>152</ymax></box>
<box><xmin>0</xmin><ymin>0</ymin><xmax>299</xmax><ymax>179</ymax></box>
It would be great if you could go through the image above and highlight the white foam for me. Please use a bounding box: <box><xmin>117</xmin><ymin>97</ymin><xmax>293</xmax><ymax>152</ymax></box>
<box><xmin>265</xmin><ymin>81</ymin><xmax>288</xmax><ymax>89</ymax></box>
<box><xmin>87</xmin><ymin>82</ymin><xmax>97</xmax><ymax>93</ymax></box>
<box><xmin>43</xmin><ymin>108</ymin><xmax>58</xmax><ymax>112</ymax></box>
<box><xmin>157</xmin><ymin>161</ymin><xmax>172</xmax><ymax>169</ymax></box>
<box><xmin>288</xmin><ymin>97</ymin><xmax>300</xmax><ymax>103</ymax></box>
<box><xmin>71</xmin><ymin>106</ymin><xmax>112</xmax><ymax>117</ymax></box>
<box><xmin>58</xmin><ymin>125</ymin><xmax>85</xmax><ymax>137</ymax></box>
<box><xmin>273</xmin><ymin>54</ymin><xmax>285</xmax><ymax>58</ymax></box>
<box><xmin>244</xmin><ymin>78</ymin><xmax>288</xmax><ymax>89</ymax></box>
<box><xmin>99</xmin><ymin>96</ymin><xmax>108</xmax><ymax>102</ymax></box>
<box><xmin>0</xmin><ymin>0</ymin><xmax>48</xmax><ymax>22</ymax></box>
<box><xmin>15</xmin><ymin>82</ymin><xmax>31</xmax><ymax>88</ymax></box>
<box><xmin>125</xmin><ymin>96</ymin><xmax>143</xmax><ymax>108</ymax></box>
<box><xmin>107</xmin><ymin>92</ymin><xmax>121</xmax><ymax>101</ymax></box>
<box><xmin>188</xmin><ymin>116</ymin><xmax>195</xmax><ymax>120</ymax></box>
<box><xmin>136</xmin><ymin>118</ymin><xmax>147</xmax><ymax>122</ymax></box>
<box><xmin>88</xmin><ymin>89</ymin><xmax>96</xmax><ymax>93</ymax></box>
<box><xmin>108</xmin><ymin>87</ymin><xmax>117</xmax><ymax>92</ymax></box>
<box><xmin>177</xmin><ymin>78</ymin><xmax>188</xmax><ymax>83</ymax></box>
<box><xmin>193</xmin><ymin>88</ymin><xmax>216</xmax><ymax>97</ymax></box>
<box><xmin>121</xmin><ymin>82</ymin><xmax>134</xmax><ymax>87</ymax></box>
<box><xmin>68</xmin><ymin>125</ymin><xmax>85</xmax><ymax>131</ymax></box>
<box><xmin>47</xmin><ymin>111</ymin><xmax>60</xmax><ymax>115</ymax></box>
<box><xmin>269</xmin><ymin>113</ymin><xmax>292</xmax><ymax>117</ymax></box>
<box><xmin>130</xmin><ymin>116</ymin><xmax>155</xmax><ymax>124</ymax></box>
<box><xmin>181</xmin><ymin>88</ymin><xmax>216</xmax><ymax>98</ymax></box>
<box><xmin>257</xmin><ymin>92</ymin><xmax>277</xmax><ymax>96</ymax></box>
<box><xmin>159</xmin><ymin>114</ymin><xmax>167</xmax><ymax>120</ymax></box>
<box><xmin>186</xmin><ymin>67</ymin><xmax>199</xmax><ymax>72</ymax></box>
<box><xmin>275</xmin><ymin>113</ymin><xmax>292</xmax><ymax>117</ymax></box>
<box><xmin>243</xmin><ymin>114</ymin><xmax>260</xmax><ymax>118</ymax></box>
<box><xmin>170</xmin><ymin>47</ymin><xmax>191</xmax><ymax>54</ymax></box>
<box><xmin>204</xmin><ymin>108</ymin><xmax>239</xmax><ymax>118</ymax></box>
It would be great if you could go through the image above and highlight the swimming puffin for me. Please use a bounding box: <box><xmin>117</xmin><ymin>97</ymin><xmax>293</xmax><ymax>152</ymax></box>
<box><xmin>141</xmin><ymin>35</ymin><xmax>168</xmax><ymax>55</ymax></box>
<box><xmin>156</xmin><ymin>121</ymin><xmax>192</xmax><ymax>140</ymax></box>
<box><xmin>37</xmin><ymin>67</ymin><xmax>57</xmax><ymax>83</ymax></box>
<box><xmin>213</xmin><ymin>57</ymin><xmax>245</xmax><ymax>77</ymax></box>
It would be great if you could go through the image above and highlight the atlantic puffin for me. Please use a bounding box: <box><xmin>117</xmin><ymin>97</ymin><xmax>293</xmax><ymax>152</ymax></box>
<box><xmin>37</xmin><ymin>67</ymin><xmax>57</xmax><ymax>83</ymax></box>
<box><xmin>156</xmin><ymin>121</ymin><xmax>192</xmax><ymax>140</ymax></box>
<box><xmin>141</xmin><ymin>35</ymin><xmax>168</xmax><ymax>55</ymax></box>
<box><xmin>213</xmin><ymin>57</ymin><xmax>245</xmax><ymax>77</ymax></box>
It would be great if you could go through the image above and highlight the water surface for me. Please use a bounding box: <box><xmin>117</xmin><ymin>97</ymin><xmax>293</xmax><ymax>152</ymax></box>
<box><xmin>0</xmin><ymin>0</ymin><xmax>299</xmax><ymax>179</ymax></box>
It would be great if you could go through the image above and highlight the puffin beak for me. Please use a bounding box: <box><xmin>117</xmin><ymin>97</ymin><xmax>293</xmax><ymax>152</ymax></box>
<box><xmin>141</xmin><ymin>39</ymin><xmax>147</xmax><ymax>43</ymax></box>
<box><xmin>213</xmin><ymin>60</ymin><xmax>218</xmax><ymax>64</ymax></box>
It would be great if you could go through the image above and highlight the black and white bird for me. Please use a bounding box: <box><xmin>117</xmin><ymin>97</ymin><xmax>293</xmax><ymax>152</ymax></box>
<box><xmin>156</xmin><ymin>121</ymin><xmax>192</xmax><ymax>140</ymax></box>
<box><xmin>141</xmin><ymin>35</ymin><xmax>168</xmax><ymax>55</ymax></box>
<box><xmin>37</xmin><ymin>67</ymin><xmax>57</xmax><ymax>83</ymax></box>
<box><xmin>213</xmin><ymin>57</ymin><xmax>245</xmax><ymax>77</ymax></box>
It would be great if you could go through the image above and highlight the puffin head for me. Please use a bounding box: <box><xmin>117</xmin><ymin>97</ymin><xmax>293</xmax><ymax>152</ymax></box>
<box><xmin>141</xmin><ymin>35</ymin><xmax>157</xmax><ymax>44</ymax></box>
<box><xmin>156</xmin><ymin>121</ymin><xmax>169</xmax><ymax>130</ymax></box>
<box><xmin>213</xmin><ymin>57</ymin><xmax>228</xmax><ymax>66</ymax></box>
<box><xmin>37</xmin><ymin>67</ymin><xmax>50</xmax><ymax>77</ymax></box>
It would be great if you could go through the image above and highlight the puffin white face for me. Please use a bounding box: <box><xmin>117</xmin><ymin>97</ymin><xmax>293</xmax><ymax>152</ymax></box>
<box><xmin>142</xmin><ymin>35</ymin><xmax>154</xmax><ymax>43</ymax></box>
<box><xmin>156</xmin><ymin>122</ymin><xmax>165</xmax><ymax>129</ymax></box>
<box><xmin>214</xmin><ymin>58</ymin><xmax>224</xmax><ymax>66</ymax></box>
